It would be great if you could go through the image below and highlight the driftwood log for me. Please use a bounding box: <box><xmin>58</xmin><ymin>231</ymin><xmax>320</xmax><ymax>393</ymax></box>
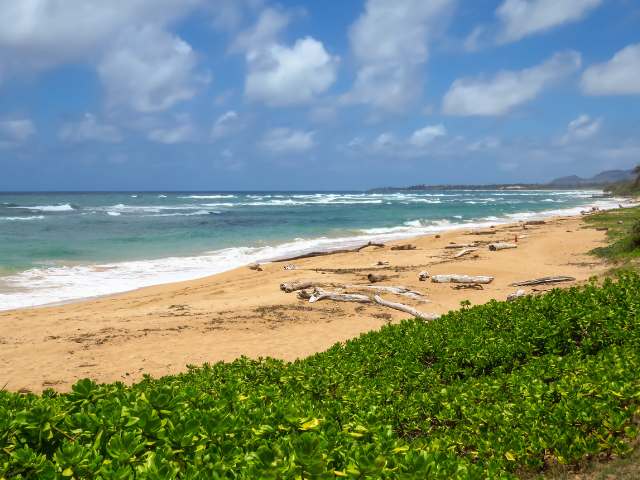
<box><xmin>282</xmin><ymin>281</ymin><xmax>428</xmax><ymax>302</ymax></box>
<box><xmin>305</xmin><ymin>289</ymin><xmax>438</xmax><ymax>319</ymax></box>
<box><xmin>510</xmin><ymin>276</ymin><xmax>575</xmax><ymax>287</ymax></box>
<box><xmin>309</xmin><ymin>288</ymin><xmax>371</xmax><ymax>304</ymax></box>
<box><xmin>373</xmin><ymin>295</ymin><xmax>438</xmax><ymax>321</ymax></box>
<box><xmin>454</xmin><ymin>247</ymin><xmax>479</xmax><ymax>258</ymax></box>
<box><xmin>525</xmin><ymin>220</ymin><xmax>545</xmax><ymax>226</ymax></box>
<box><xmin>452</xmin><ymin>283</ymin><xmax>484</xmax><ymax>290</ymax></box>
<box><xmin>470</xmin><ymin>230</ymin><xmax>497</xmax><ymax>235</ymax></box>
<box><xmin>431</xmin><ymin>274</ymin><xmax>494</xmax><ymax>284</ymax></box>
<box><xmin>445</xmin><ymin>243</ymin><xmax>477</xmax><ymax>249</ymax></box>
<box><xmin>390</xmin><ymin>244</ymin><xmax>416</xmax><ymax>251</ymax></box>
<box><xmin>275</xmin><ymin>241</ymin><xmax>384</xmax><ymax>262</ymax></box>
<box><xmin>352</xmin><ymin>285</ymin><xmax>428</xmax><ymax>302</ymax></box>
<box><xmin>488</xmin><ymin>242</ymin><xmax>517</xmax><ymax>251</ymax></box>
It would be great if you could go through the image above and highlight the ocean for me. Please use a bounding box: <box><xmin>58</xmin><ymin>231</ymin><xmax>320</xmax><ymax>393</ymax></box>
<box><xmin>0</xmin><ymin>190</ymin><xmax>620</xmax><ymax>310</ymax></box>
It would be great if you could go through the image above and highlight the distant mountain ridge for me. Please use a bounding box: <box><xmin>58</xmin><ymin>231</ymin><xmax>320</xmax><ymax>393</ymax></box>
<box><xmin>367</xmin><ymin>169</ymin><xmax>634</xmax><ymax>193</ymax></box>
<box><xmin>548</xmin><ymin>169</ymin><xmax>634</xmax><ymax>187</ymax></box>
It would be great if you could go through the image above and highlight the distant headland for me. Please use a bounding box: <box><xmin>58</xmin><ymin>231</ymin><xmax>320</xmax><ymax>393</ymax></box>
<box><xmin>367</xmin><ymin>169</ymin><xmax>634</xmax><ymax>193</ymax></box>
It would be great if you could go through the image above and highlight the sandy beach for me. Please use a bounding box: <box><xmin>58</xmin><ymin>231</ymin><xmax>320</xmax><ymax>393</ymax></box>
<box><xmin>0</xmin><ymin>214</ymin><xmax>610</xmax><ymax>393</ymax></box>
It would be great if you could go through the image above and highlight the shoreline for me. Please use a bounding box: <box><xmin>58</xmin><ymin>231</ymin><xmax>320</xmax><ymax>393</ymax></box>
<box><xmin>0</xmin><ymin>194</ymin><xmax>626</xmax><ymax>312</ymax></box>
<box><xmin>0</xmin><ymin>209</ymin><xmax>618</xmax><ymax>393</ymax></box>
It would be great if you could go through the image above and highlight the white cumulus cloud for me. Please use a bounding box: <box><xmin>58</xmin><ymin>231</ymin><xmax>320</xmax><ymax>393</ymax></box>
<box><xmin>344</xmin><ymin>0</ymin><xmax>454</xmax><ymax>111</ymax></box>
<box><xmin>236</xmin><ymin>8</ymin><xmax>338</xmax><ymax>107</ymax></box>
<box><xmin>59</xmin><ymin>113</ymin><xmax>121</xmax><ymax>143</ymax></box>
<box><xmin>409</xmin><ymin>124</ymin><xmax>447</xmax><ymax>147</ymax></box>
<box><xmin>581</xmin><ymin>43</ymin><xmax>640</xmax><ymax>96</ymax></box>
<box><xmin>246</xmin><ymin>37</ymin><xmax>338</xmax><ymax>106</ymax></box>
<box><xmin>0</xmin><ymin>0</ymin><xmax>201</xmax><ymax>72</ymax></box>
<box><xmin>98</xmin><ymin>25</ymin><xmax>201</xmax><ymax>113</ymax></box>
<box><xmin>443</xmin><ymin>51</ymin><xmax>581</xmax><ymax>116</ymax></box>
<box><xmin>496</xmin><ymin>0</ymin><xmax>602</xmax><ymax>44</ymax></box>
<box><xmin>560</xmin><ymin>114</ymin><xmax>602</xmax><ymax>144</ymax></box>
<box><xmin>260</xmin><ymin>127</ymin><xmax>315</xmax><ymax>153</ymax></box>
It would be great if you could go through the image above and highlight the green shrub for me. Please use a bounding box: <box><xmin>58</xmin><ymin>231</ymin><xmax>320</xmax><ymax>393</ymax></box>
<box><xmin>1</xmin><ymin>273</ymin><xmax>640</xmax><ymax>478</ymax></box>
<box><xmin>631</xmin><ymin>219</ymin><xmax>640</xmax><ymax>248</ymax></box>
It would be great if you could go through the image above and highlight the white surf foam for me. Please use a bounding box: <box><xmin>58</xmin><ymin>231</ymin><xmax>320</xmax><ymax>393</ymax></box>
<box><xmin>10</xmin><ymin>204</ymin><xmax>75</xmax><ymax>212</ymax></box>
<box><xmin>0</xmin><ymin>215</ymin><xmax>45</xmax><ymax>221</ymax></box>
<box><xmin>179</xmin><ymin>195</ymin><xmax>236</xmax><ymax>199</ymax></box>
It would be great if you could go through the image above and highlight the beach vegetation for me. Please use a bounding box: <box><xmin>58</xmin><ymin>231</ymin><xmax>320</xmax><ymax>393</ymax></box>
<box><xmin>2</xmin><ymin>272</ymin><xmax>640</xmax><ymax>478</ymax></box>
<box><xmin>586</xmin><ymin>205</ymin><xmax>640</xmax><ymax>267</ymax></box>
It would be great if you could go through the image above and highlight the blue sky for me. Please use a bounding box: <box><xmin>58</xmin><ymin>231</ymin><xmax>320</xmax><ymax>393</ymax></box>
<box><xmin>0</xmin><ymin>0</ymin><xmax>639</xmax><ymax>191</ymax></box>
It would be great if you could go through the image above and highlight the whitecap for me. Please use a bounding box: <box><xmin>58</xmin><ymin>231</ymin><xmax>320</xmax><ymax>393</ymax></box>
<box><xmin>0</xmin><ymin>215</ymin><xmax>45</xmax><ymax>221</ymax></box>
<box><xmin>9</xmin><ymin>204</ymin><xmax>76</xmax><ymax>212</ymax></box>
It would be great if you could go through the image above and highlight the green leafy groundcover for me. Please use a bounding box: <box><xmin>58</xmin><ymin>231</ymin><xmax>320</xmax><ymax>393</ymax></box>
<box><xmin>2</xmin><ymin>274</ymin><xmax>640</xmax><ymax>479</ymax></box>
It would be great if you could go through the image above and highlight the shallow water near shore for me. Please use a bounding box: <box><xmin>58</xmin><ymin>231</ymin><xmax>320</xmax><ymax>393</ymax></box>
<box><xmin>0</xmin><ymin>189</ymin><xmax>621</xmax><ymax>310</ymax></box>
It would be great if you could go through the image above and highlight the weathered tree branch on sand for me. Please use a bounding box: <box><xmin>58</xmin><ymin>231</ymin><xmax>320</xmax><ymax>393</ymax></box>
<box><xmin>353</xmin><ymin>285</ymin><xmax>429</xmax><ymax>302</ymax></box>
<box><xmin>445</xmin><ymin>243</ymin><xmax>478</xmax><ymax>249</ymax></box>
<box><xmin>390</xmin><ymin>244</ymin><xmax>416</xmax><ymax>251</ymax></box>
<box><xmin>373</xmin><ymin>295</ymin><xmax>439</xmax><ymax>320</ymax></box>
<box><xmin>300</xmin><ymin>286</ymin><xmax>438</xmax><ymax>320</ymax></box>
<box><xmin>283</xmin><ymin>281</ymin><xmax>428</xmax><ymax>302</ymax></box>
<box><xmin>488</xmin><ymin>242</ymin><xmax>517</xmax><ymax>251</ymax></box>
<box><xmin>431</xmin><ymin>274</ymin><xmax>494</xmax><ymax>284</ymax></box>
<box><xmin>454</xmin><ymin>247</ymin><xmax>479</xmax><ymax>258</ymax></box>
<box><xmin>274</xmin><ymin>241</ymin><xmax>385</xmax><ymax>262</ymax></box>
<box><xmin>469</xmin><ymin>230</ymin><xmax>497</xmax><ymax>235</ymax></box>
<box><xmin>309</xmin><ymin>288</ymin><xmax>372</xmax><ymax>304</ymax></box>
<box><xmin>451</xmin><ymin>283</ymin><xmax>484</xmax><ymax>290</ymax></box>
<box><xmin>510</xmin><ymin>276</ymin><xmax>575</xmax><ymax>287</ymax></box>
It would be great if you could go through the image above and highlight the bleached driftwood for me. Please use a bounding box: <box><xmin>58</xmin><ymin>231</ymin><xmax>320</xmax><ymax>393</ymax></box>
<box><xmin>309</xmin><ymin>288</ymin><xmax>371</xmax><ymax>304</ymax></box>
<box><xmin>283</xmin><ymin>264</ymin><xmax>296</xmax><ymax>270</ymax></box>
<box><xmin>445</xmin><ymin>243</ymin><xmax>477</xmax><ymax>249</ymax></box>
<box><xmin>351</xmin><ymin>285</ymin><xmax>428</xmax><ymax>302</ymax></box>
<box><xmin>488</xmin><ymin>242</ymin><xmax>517</xmax><ymax>251</ymax></box>
<box><xmin>303</xmin><ymin>287</ymin><xmax>437</xmax><ymax>320</ymax></box>
<box><xmin>390</xmin><ymin>244</ymin><xmax>416</xmax><ymax>251</ymax></box>
<box><xmin>280</xmin><ymin>280</ymin><xmax>322</xmax><ymax>293</ymax></box>
<box><xmin>418</xmin><ymin>271</ymin><xmax>430</xmax><ymax>281</ymax></box>
<box><xmin>454</xmin><ymin>247</ymin><xmax>479</xmax><ymax>258</ymax></box>
<box><xmin>510</xmin><ymin>276</ymin><xmax>575</xmax><ymax>287</ymax></box>
<box><xmin>283</xmin><ymin>281</ymin><xmax>427</xmax><ymax>302</ymax></box>
<box><xmin>275</xmin><ymin>241</ymin><xmax>384</xmax><ymax>262</ymax></box>
<box><xmin>373</xmin><ymin>295</ymin><xmax>439</xmax><ymax>321</ymax></box>
<box><xmin>507</xmin><ymin>289</ymin><xmax>526</xmax><ymax>301</ymax></box>
<box><xmin>431</xmin><ymin>274</ymin><xmax>494</xmax><ymax>284</ymax></box>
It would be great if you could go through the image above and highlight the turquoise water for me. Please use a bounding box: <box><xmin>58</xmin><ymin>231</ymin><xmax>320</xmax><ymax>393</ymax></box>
<box><xmin>0</xmin><ymin>190</ymin><xmax>615</xmax><ymax>309</ymax></box>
